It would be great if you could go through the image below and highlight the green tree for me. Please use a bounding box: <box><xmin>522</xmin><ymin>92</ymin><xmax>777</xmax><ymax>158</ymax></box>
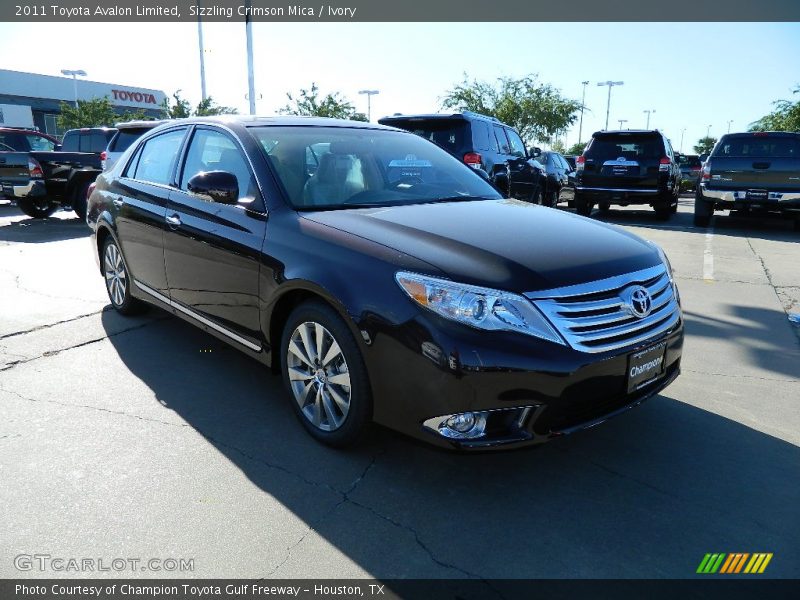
<box><xmin>279</xmin><ymin>83</ymin><xmax>367</xmax><ymax>121</ymax></box>
<box><xmin>693</xmin><ymin>136</ymin><xmax>717</xmax><ymax>155</ymax></box>
<box><xmin>56</xmin><ymin>97</ymin><xmax>148</xmax><ymax>130</ymax></box>
<box><xmin>440</xmin><ymin>74</ymin><xmax>581</xmax><ymax>145</ymax></box>
<box><xmin>551</xmin><ymin>139</ymin><xmax>567</xmax><ymax>154</ymax></box>
<box><xmin>161</xmin><ymin>90</ymin><xmax>237</xmax><ymax>118</ymax></box>
<box><xmin>749</xmin><ymin>86</ymin><xmax>800</xmax><ymax>132</ymax></box>
<box><xmin>566</xmin><ymin>141</ymin><xmax>587</xmax><ymax>155</ymax></box>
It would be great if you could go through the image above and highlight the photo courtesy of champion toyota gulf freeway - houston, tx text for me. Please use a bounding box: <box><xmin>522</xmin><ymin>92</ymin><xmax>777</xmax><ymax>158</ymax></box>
<box><xmin>86</xmin><ymin>116</ymin><xmax>683</xmax><ymax>450</ymax></box>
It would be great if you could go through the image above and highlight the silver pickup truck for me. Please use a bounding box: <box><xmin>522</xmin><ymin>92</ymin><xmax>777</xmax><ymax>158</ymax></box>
<box><xmin>694</xmin><ymin>132</ymin><xmax>800</xmax><ymax>230</ymax></box>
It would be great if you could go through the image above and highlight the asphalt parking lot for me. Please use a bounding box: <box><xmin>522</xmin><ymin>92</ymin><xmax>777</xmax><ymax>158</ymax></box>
<box><xmin>1</xmin><ymin>196</ymin><xmax>798</xmax><ymax>580</ymax></box>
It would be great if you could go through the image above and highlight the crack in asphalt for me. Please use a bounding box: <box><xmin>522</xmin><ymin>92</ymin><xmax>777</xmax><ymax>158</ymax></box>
<box><xmin>0</xmin><ymin>308</ymin><xmax>110</xmax><ymax>340</ymax></box>
<box><xmin>0</xmin><ymin>383</ymin><xmax>189</xmax><ymax>429</ymax></box>
<box><xmin>683</xmin><ymin>368</ymin><xmax>799</xmax><ymax>383</ymax></box>
<box><xmin>0</xmin><ymin>316</ymin><xmax>169</xmax><ymax>372</ymax></box>
<box><xmin>746</xmin><ymin>238</ymin><xmax>800</xmax><ymax>347</ymax></box>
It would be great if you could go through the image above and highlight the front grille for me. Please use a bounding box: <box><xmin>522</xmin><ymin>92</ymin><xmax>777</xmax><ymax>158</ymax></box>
<box><xmin>526</xmin><ymin>264</ymin><xmax>681</xmax><ymax>354</ymax></box>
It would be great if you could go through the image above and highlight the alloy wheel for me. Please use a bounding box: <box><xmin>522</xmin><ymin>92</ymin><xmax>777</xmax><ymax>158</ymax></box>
<box><xmin>286</xmin><ymin>321</ymin><xmax>351</xmax><ymax>432</ymax></box>
<box><xmin>104</xmin><ymin>243</ymin><xmax>127</xmax><ymax>307</ymax></box>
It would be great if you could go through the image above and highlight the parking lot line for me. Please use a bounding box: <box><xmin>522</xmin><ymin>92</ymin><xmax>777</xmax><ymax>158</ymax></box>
<box><xmin>703</xmin><ymin>227</ymin><xmax>715</xmax><ymax>282</ymax></box>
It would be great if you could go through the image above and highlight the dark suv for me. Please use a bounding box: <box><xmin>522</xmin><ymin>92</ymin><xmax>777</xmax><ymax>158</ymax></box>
<box><xmin>575</xmin><ymin>130</ymin><xmax>681</xmax><ymax>220</ymax></box>
<box><xmin>378</xmin><ymin>112</ymin><xmax>547</xmax><ymax>203</ymax></box>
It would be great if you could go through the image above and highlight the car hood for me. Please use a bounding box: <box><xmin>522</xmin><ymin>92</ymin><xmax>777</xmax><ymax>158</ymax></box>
<box><xmin>301</xmin><ymin>199</ymin><xmax>661</xmax><ymax>293</ymax></box>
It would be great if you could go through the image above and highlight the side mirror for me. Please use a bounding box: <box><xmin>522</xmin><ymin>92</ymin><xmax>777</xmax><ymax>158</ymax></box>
<box><xmin>54</xmin><ymin>143</ymin><xmax>62</xmax><ymax>151</ymax></box>
<box><xmin>530</xmin><ymin>147</ymin><xmax>542</xmax><ymax>158</ymax></box>
<box><xmin>187</xmin><ymin>170</ymin><xmax>239</xmax><ymax>205</ymax></box>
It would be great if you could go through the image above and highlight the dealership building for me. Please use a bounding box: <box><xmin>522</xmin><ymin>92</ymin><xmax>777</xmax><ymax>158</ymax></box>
<box><xmin>0</xmin><ymin>69</ymin><xmax>167</xmax><ymax>136</ymax></box>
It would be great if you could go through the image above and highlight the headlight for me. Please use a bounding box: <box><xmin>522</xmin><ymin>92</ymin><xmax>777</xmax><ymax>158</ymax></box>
<box><xmin>395</xmin><ymin>271</ymin><xmax>565</xmax><ymax>345</ymax></box>
<box><xmin>649</xmin><ymin>242</ymin><xmax>680</xmax><ymax>305</ymax></box>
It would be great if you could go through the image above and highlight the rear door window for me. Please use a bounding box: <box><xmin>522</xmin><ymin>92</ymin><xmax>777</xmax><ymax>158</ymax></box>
<box><xmin>131</xmin><ymin>128</ymin><xmax>187</xmax><ymax>186</ymax></box>
<box><xmin>385</xmin><ymin>119</ymin><xmax>468</xmax><ymax>155</ymax></box>
<box><xmin>712</xmin><ymin>136</ymin><xmax>800</xmax><ymax>158</ymax></box>
<box><xmin>493</xmin><ymin>126</ymin><xmax>510</xmax><ymax>154</ymax></box>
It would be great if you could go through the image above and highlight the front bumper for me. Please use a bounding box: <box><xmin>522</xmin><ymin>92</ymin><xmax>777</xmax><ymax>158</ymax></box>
<box><xmin>699</xmin><ymin>186</ymin><xmax>800</xmax><ymax>213</ymax></box>
<box><xmin>362</xmin><ymin>312</ymin><xmax>684</xmax><ymax>450</ymax></box>
<box><xmin>0</xmin><ymin>179</ymin><xmax>46</xmax><ymax>199</ymax></box>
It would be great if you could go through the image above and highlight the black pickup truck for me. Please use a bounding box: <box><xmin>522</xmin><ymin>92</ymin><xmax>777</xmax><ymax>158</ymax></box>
<box><xmin>0</xmin><ymin>127</ymin><xmax>116</xmax><ymax>219</ymax></box>
<box><xmin>695</xmin><ymin>132</ymin><xmax>800</xmax><ymax>230</ymax></box>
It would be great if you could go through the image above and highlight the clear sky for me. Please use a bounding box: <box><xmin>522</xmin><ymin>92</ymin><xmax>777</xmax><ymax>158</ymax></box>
<box><xmin>0</xmin><ymin>21</ymin><xmax>798</xmax><ymax>153</ymax></box>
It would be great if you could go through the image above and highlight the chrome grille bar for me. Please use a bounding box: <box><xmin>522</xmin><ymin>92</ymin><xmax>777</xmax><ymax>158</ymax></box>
<box><xmin>527</xmin><ymin>264</ymin><xmax>681</xmax><ymax>354</ymax></box>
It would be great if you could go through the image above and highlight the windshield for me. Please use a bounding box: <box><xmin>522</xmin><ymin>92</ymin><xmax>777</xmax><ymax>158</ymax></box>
<box><xmin>249</xmin><ymin>126</ymin><xmax>501</xmax><ymax>210</ymax></box>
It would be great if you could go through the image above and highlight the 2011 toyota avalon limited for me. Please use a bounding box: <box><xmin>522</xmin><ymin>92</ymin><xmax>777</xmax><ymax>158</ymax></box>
<box><xmin>87</xmin><ymin>116</ymin><xmax>683</xmax><ymax>450</ymax></box>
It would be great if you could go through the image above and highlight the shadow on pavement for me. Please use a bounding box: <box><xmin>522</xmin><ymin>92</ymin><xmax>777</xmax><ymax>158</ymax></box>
<box><xmin>0</xmin><ymin>204</ymin><xmax>90</xmax><ymax>243</ymax></box>
<box><xmin>102</xmin><ymin>310</ymin><xmax>800</xmax><ymax>578</ymax></box>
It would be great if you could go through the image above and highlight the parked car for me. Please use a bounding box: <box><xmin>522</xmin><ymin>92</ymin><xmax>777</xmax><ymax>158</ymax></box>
<box><xmin>575</xmin><ymin>129</ymin><xmax>681</xmax><ymax>220</ymax></box>
<box><xmin>533</xmin><ymin>150</ymin><xmax>574</xmax><ymax>207</ymax></box>
<box><xmin>678</xmin><ymin>154</ymin><xmax>702</xmax><ymax>191</ymax></box>
<box><xmin>694</xmin><ymin>132</ymin><xmax>800</xmax><ymax>229</ymax></box>
<box><xmin>87</xmin><ymin>116</ymin><xmax>683</xmax><ymax>450</ymax></box>
<box><xmin>378</xmin><ymin>111</ymin><xmax>547</xmax><ymax>203</ymax></box>
<box><xmin>563</xmin><ymin>155</ymin><xmax>577</xmax><ymax>171</ymax></box>
<box><xmin>103</xmin><ymin>120</ymin><xmax>164</xmax><ymax>171</ymax></box>
<box><xmin>0</xmin><ymin>126</ymin><xmax>116</xmax><ymax>219</ymax></box>
<box><xmin>0</xmin><ymin>127</ymin><xmax>59</xmax><ymax>152</ymax></box>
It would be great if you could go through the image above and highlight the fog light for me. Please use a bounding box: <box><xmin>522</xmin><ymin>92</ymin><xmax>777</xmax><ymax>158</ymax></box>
<box><xmin>425</xmin><ymin>411</ymin><xmax>488</xmax><ymax>440</ymax></box>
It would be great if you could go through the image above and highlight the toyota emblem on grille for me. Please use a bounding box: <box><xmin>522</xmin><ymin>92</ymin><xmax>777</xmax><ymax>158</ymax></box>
<box><xmin>623</xmin><ymin>285</ymin><xmax>652</xmax><ymax>318</ymax></box>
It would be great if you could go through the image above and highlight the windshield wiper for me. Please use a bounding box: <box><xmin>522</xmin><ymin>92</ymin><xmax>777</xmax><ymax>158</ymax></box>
<box><xmin>429</xmin><ymin>195</ymin><xmax>496</xmax><ymax>203</ymax></box>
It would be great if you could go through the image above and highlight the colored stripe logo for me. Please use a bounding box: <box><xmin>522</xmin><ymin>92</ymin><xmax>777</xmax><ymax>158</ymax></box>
<box><xmin>697</xmin><ymin>553</ymin><xmax>773</xmax><ymax>574</ymax></box>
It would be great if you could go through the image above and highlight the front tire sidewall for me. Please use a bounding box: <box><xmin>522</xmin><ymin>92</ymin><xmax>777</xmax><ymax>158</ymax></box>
<box><xmin>102</xmin><ymin>238</ymin><xmax>145</xmax><ymax>315</ymax></box>
<box><xmin>281</xmin><ymin>301</ymin><xmax>371</xmax><ymax>447</ymax></box>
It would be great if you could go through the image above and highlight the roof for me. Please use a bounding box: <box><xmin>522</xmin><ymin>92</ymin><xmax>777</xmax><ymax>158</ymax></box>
<box><xmin>378</xmin><ymin>111</ymin><xmax>501</xmax><ymax>123</ymax></box>
<box><xmin>114</xmin><ymin>119</ymin><xmax>167</xmax><ymax>129</ymax></box>
<box><xmin>593</xmin><ymin>129</ymin><xmax>661</xmax><ymax>135</ymax></box>
<box><xmin>149</xmin><ymin>115</ymin><xmax>401</xmax><ymax>131</ymax></box>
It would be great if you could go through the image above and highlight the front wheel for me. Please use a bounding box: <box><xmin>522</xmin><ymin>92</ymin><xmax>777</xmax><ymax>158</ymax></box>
<box><xmin>694</xmin><ymin>194</ymin><xmax>713</xmax><ymax>227</ymax></box>
<box><xmin>17</xmin><ymin>197</ymin><xmax>59</xmax><ymax>219</ymax></box>
<box><xmin>72</xmin><ymin>182</ymin><xmax>90</xmax><ymax>221</ymax></box>
<box><xmin>654</xmin><ymin>204</ymin><xmax>672</xmax><ymax>221</ymax></box>
<box><xmin>282</xmin><ymin>301</ymin><xmax>372</xmax><ymax>447</ymax></box>
<box><xmin>597</xmin><ymin>201</ymin><xmax>611</xmax><ymax>213</ymax></box>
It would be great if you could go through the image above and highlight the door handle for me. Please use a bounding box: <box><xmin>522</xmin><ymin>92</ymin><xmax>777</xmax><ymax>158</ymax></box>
<box><xmin>166</xmin><ymin>214</ymin><xmax>181</xmax><ymax>227</ymax></box>
<box><xmin>112</xmin><ymin>197</ymin><xmax>123</xmax><ymax>208</ymax></box>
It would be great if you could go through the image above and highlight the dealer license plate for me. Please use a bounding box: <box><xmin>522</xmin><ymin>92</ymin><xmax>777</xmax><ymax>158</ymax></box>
<box><xmin>627</xmin><ymin>342</ymin><xmax>667</xmax><ymax>393</ymax></box>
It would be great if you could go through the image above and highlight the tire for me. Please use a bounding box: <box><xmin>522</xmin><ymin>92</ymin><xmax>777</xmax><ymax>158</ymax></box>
<box><xmin>694</xmin><ymin>193</ymin><xmax>713</xmax><ymax>228</ymax></box>
<box><xmin>575</xmin><ymin>194</ymin><xmax>593</xmax><ymax>217</ymax></box>
<box><xmin>530</xmin><ymin>187</ymin><xmax>543</xmax><ymax>205</ymax></box>
<box><xmin>793</xmin><ymin>217</ymin><xmax>800</xmax><ymax>232</ymax></box>
<box><xmin>597</xmin><ymin>202</ymin><xmax>611</xmax><ymax>213</ymax></box>
<box><xmin>17</xmin><ymin>197</ymin><xmax>59</xmax><ymax>219</ymax></box>
<box><xmin>654</xmin><ymin>204</ymin><xmax>672</xmax><ymax>221</ymax></box>
<box><xmin>281</xmin><ymin>301</ymin><xmax>372</xmax><ymax>447</ymax></box>
<box><xmin>545</xmin><ymin>189</ymin><xmax>557</xmax><ymax>208</ymax></box>
<box><xmin>72</xmin><ymin>182</ymin><xmax>90</xmax><ymax>221</ymax></box>
<box><xmin>102</xmin><ymin>237</ymin><xmax>147</xmax><ymax>315</ymax></box>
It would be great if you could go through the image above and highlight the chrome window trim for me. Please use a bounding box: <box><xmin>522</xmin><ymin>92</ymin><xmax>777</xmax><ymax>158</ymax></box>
<box><xmin>133</xmin><ymin>279</ymin><xmax>262</xmax><ymax>352</ymax></box>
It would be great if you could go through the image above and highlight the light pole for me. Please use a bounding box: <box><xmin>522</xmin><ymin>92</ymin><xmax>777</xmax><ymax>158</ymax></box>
<box><xmin>643</xmin><ymin>109</ymin><xmax>655</xmax><ymax>129</ymax></box>
<box><xmin>617</xmin><ymin>119</ymin><xmax>628</xmax><ymax>130</ymax></box>
<box><xmin>358</xmin><ymin>89</ymin><xmax>379</xmax><ymax>122</ymax></box>
<box><xmin>597</xmin><ymin>81</ymin><xmax>624</xmax><ymax>130</ymax></box>
<box><xmin>578</xmin><ymin>80</ymin><xmax>589</xmax><ymax>144</ymax></box>
<box><xmin>727</xmin><ymin>120</ymin><xmax>733</xmax><ymax>133</ymax></box>
<box><xmin>680</xmin><ymin>127</ymin><xmax>686</xmax><ymax>153</ymax></box>
<box><xmin>706</xmin><ymin>124</ymin><xmax>712</xmax><ymax>139</ymax></box>
<box><xmin>61</xmin><ymin>69</ymin><xmax>87</xmax><ymax>108</ymax></box>
<box><xmin>245</xmin><ymin>0</ymin><xmax>256</xmax><ymax>115</ymax></box>
<box><xmin>196</xmin><ymin>0</ymin><xmax>207</xmax><ymax>101</ymax></box>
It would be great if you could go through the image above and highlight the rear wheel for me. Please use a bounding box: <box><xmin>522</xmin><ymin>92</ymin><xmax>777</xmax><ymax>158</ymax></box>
<box><xmin>72</xmin><ymin>182</ymin><xmax>90</xmax><ymax>221</ymax></box>
<box><xmin>545</xmin><ymin>189</ymin><xmax>557</xmax><ymax>207</ymax></box>
<box><xmin>597</xmin><ymin>201</ymin><xmax>611</xmax><ymax>213</ymax></box>
<box><xmin>282</xmin><ymin>301</ymin><xmax>371</xmax><ymax>447</ymax></box>
<box><xmin>530</xmin><ymin>187</ymin><xmax>543</xmax><ymax>205</ymax></box>
<box><xmin>694</xmin><ymin>193</ymin><xmax>713</xmax><ymax>228</ymax></box>
<box><xmin>102</xmin><ymin>238</ymin><xmax>147</xmax><ymax>315</ymax></box>
<box><xmin>17</xmin><ymin>197</ymin><xmax>59</xmax><ymax>219</ymax></box>
<box><xmin>654</xmin><ymin>204</ymin><xmax>672</xmax><ymax>221</ymax></box>
<box><xmin>575</xmin><ymin>194</ymin><xmax>593</xmax><ymax>217</ymax></box>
